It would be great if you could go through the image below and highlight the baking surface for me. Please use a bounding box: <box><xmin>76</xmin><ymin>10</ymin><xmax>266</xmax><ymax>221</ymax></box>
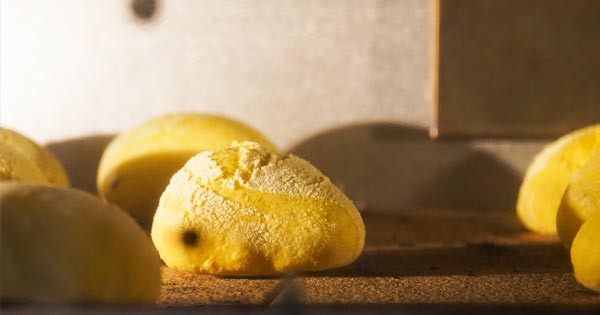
<box><xmin>298</xmin><ymin>274</ymin><xmax>598</xmax><ymax>306</ymax></box>
<box><xmin>158</xmin><ymin>210</ymin><xmax>600</xmax><ymax>308</ymax></box>
<box><xmin>160</xmin><ymin>268</ymin><xmax>281</xmax><ymax>306</ymax></box>
<box><xmin>4</xmin><ymin>210</ymin><xmax>600</xmax><ymax>313</ymax></box>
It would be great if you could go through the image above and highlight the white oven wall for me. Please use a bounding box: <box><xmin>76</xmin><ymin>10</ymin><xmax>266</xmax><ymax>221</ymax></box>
<box><xmin>0</xmin><ymin>0</ymin><xmax>546</xmax><ymax>211</ymax></box>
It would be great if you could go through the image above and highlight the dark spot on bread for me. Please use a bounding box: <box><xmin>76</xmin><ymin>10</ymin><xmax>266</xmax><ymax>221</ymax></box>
<box><xmin>110</xmin><ymin>177</ymin><xmax>122</xmax><ymax>190</ymax></box>
<box><xmin>182</xmin><ymin>230</ymin><xmax>199</xmax><ymax>247</ymax></box>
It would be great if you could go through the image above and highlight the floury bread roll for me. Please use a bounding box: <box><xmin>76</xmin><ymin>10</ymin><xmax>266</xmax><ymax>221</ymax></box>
<box><xmin>0</xmin><ymin>144</ymin><xmax>48</xmax><ymax>184</ymax></box>
<box><xmin>0</xmin><ymin>127</ymin><xmax>69</xmax><ymax>187</ymax></box>
<box><xmin>97</xmin><ymin>114</ymin><xmax>276</xmax><ymax>230</ymax></box>
<box><xmin>152</xmin><ymin>142</ymin><xmax>365</xmax><ymax>276</ymax></box>
<box><xmin>1</xmin><ymin>182</ymin><xmax>161</xmax><ymax>303</ymax></box>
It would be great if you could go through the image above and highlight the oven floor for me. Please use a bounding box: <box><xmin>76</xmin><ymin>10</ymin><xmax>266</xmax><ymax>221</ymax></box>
<box><xmin>5</xmin><ymin>210</ymin><xmax>600</xmax><ymax>314</ymax></box>
<box><xmin>160</xmin><ymin>210</ymin><xmax>599</xmax><ymax>307</ymax></box>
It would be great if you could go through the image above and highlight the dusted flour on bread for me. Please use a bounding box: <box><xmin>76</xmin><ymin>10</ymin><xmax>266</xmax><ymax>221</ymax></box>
<box><xmin>151</xmin><ymin>141</ymin><xmax>365</xmax><ymax>276</ymax></box>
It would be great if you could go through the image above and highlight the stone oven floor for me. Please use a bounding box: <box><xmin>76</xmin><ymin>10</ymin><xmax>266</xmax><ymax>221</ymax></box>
<box><xmin>5</xmin><ymin>210</ymin><xmax>600</xmax><ymax>314</ymax></box>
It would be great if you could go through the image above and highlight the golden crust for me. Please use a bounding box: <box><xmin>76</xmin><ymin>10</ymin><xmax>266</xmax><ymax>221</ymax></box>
<box><xmin>152</xmin><ymin>142</ymin><xmax>365</xmax><ymax>276</ymax></box>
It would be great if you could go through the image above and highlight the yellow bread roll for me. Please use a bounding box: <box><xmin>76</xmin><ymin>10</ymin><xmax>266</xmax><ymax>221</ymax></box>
<box><xmin>0</xmin><ymin>182</ymin><xmax>161</xmax><ymax>303</ymax></box>
<box><xmin>151</xmin><ymin>141</ymin><xmax>365</xmax><ymax>276</ymax></box>
<box><xmin>0</xmin><ymin>127</ymin><xmax>69</xmax><ymax>187</ymax></box>
<box><xmin>571</xmin><ymin>211</ymin><xmax>600</xmax><ymax>292</ymax></box>
<box><xmin>557</xmin><ymin>152</ymin><xmax>600</xmax><ymax>248</ymax></box>
<box><xmin>97</xmin><ymin>114</ymin><xmax>276</xmax><ymax>230</ymax></box>
<box><xmin>517</xmin><ymin>125</ymin><xmax>600</xmax><ymax>234</ymax></box>
<box><xmin>0</xmin><ymin>144</ymin><xmax>48</xmax><ymax>184</ymax></box>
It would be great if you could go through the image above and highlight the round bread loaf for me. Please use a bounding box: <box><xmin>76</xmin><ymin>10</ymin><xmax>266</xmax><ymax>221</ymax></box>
<box><xmin>517</xmin><ymin>124</ymin><xmax>600</xmax><ymax>234</ymax></box>
<box><xmin>0</xmin><ymin>144</ymin><xmax>49</xmax><ymax>184</ymax></box>
<box><xmin>152</xmin><ymin>142</ymin><xmax>365</xmax><ymax>276</ymax></box>
<box><xmin>0</xmin><ymin>182</ymin><xmax>161</xmax><ymax>303</ymax></box>
<box><xmin>557</xmin><ymin>152</ymin><xmax>600</xmax><ymax>248</ymax></box>
<box><xmin>0</xmin><ymin>127</ymin><xmax>69</xmax><ymax>187</ymax></box>
<box><xmin>571</xmin><ymin>211</ymin><xmax>600</xmax><ymax>292</ymax></box>
<box><xmin>97</xmin><ymin>114</ymin><xmax>275</xmax><ymax>230</ymax></box>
